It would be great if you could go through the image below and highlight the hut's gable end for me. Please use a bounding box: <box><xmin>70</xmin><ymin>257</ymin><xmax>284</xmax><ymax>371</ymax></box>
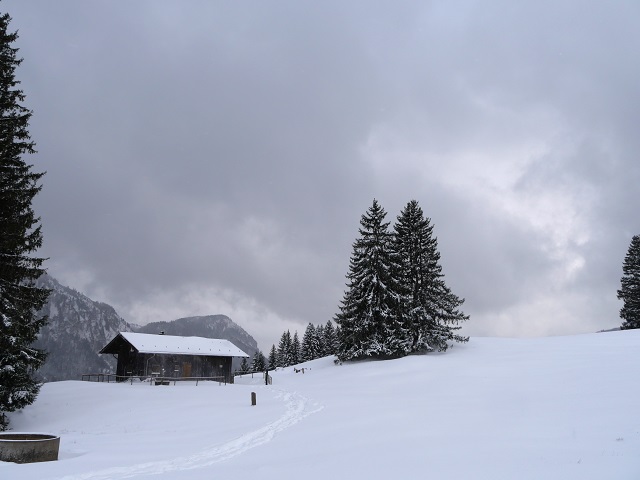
<box><xmin>99</xmin><ymin>333</ymin><xmax>136</xmax><ymax>355</ymax></box>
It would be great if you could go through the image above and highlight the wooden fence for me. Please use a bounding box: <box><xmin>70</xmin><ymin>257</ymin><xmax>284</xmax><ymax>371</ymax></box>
<box><xmin>81</xmin><ymin>374</ymin><xmax>227</xmax><ymax>386</ymax></box>
<box><xmin>234</xmin><ymin>370</ymin><xmax>272</xmax><ymax>385</ymax></box>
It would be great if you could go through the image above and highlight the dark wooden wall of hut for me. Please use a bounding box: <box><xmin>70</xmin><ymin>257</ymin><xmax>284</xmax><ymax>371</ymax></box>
<box><xmin>115</xmin><ymin>352</ymin><xmax>233</xmax><ymax>383</ymax></box>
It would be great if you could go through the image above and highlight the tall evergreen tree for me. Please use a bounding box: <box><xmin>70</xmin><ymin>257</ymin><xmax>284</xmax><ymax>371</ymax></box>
<box><xmin>323</xmin><ymin>320</ymin><xmax>338</xmax><ymax>356</ymax></box>
<box><xmin>251</xmin><ymin>350</ymin><xmax>266</xmax><ymax>372</ymax></box>
<box><xmin>291</xmin><ymin>331</ymin><xmax>301</xmax><ymax>365</ymax></box>
<box><xmin>394</xmin><ymin>200</ymin><xmax>468</xmax><ymax>352</ymax></box>
<box><xmin>301</xmin><ymin>323</ymin><xmax>317</xmax><ymax>361</ymax></box>
<box><xmin>285</xmin><ymin>330</ymin><xmax>293</xmax><ymax>365</ymax></box>
<box><xmin>239</xmin><ymin>357</ymin><xmax>250</xmax><ymax>373</ymax></box>
<box><xmin>335</xmin><ymin>200</ymin><xmax>408</xmax><ymax>361</ymax></box>
<box><xmin>276</xmin><ymin>333</ymin><xmax>285</xmax><ymax>367</ymax></box>
<box><xmin>618</xmin><ymin>235</ymin><xmax>640</xmax><ymax>330</ymax></box>
<box><xmin>267</xmin><ymin>344</ymin><xmax>277</xmax><ymax>370</ymax></box>
<box><xmin>277</xmin><ymin>330</ymin><xmax>293</xmax><ymax>367</ymax></box>
<box><xmin>0</xmin><ymin>11</ymin><xmax>49</xmax><ymax>431</ymax></box>
<box><xmin>315</xmin><ymin>323</ymin><xmax>325</xmax><ymax>357</ymax></box>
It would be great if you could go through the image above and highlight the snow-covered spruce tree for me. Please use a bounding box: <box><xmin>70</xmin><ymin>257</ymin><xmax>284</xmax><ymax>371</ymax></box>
<box><xmin>315</xmin><ymin>323</ymin><xmax>325</xmax><ymax>357</ymax></box>
<box><xmin>393</xmin><ymin>200</ymin><xmax>468</xmax><ymax>352</ymax></box>
<box><xmin>618</xmin><ymin>235</ymin><xmax>640</xmax><ymax>330</ymax></box>
<box><xmin>250</xmin><ymin>350</ymin><xmax>266</xmax><ymax>372</ymax></box>
<box><xmin>335</xmin><ymin>200</ymin><xmax>409</xmax><ymax>361</ymax></box>
<box><xmin>277</xmin><ymin>330</ymin><xmax>293</xmax><ymax>367</ymax></box>
<box><xmin>300</xmin><ymin>323</ymin><xmax>318</xmax><ymax>361</ymax></box>
<box><xmin>239</xmin><ymin>357</ymin><xmax>250</xmax><ymax>373</ymax></box>
<box><xmin>291</xmin><ymin>331</ymin><xmax>301</xmax><ymax>365</ymax></box>
<box><xmin>284</xmin><ymin>330</ymin><xmax>293</xmax><ymax>365</ymax></box>
<box><xmin>323</xmin><ymin>319</ymin><xmax>338</xmax><ymax>356</ymax></box>
<box><xmin>267</xmin><ymin>344</ymin><xmax>277</xmax><ymax>370</ymax></box>
<box><xmin>0</xmin><ymin>11</ymin><xmax>49</xmax><ymax>431</ymax></box>
<box><xmin>275</xmin><ymin>333</ymin><xmax>285</xmax><ymax>367</ymax></box>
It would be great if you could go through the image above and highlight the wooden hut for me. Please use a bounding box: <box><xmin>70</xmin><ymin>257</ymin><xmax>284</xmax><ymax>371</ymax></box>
<box><xmin>99</xmin><ymin>332</ymin><xmax>249</xmax><ymax>383</ymax></box>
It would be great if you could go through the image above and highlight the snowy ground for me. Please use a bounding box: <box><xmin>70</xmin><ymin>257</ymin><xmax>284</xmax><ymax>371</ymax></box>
<box><xmin>2</xmin><ymin>330</ymin><xmax>639</xmax><ymax>479</ymax></box>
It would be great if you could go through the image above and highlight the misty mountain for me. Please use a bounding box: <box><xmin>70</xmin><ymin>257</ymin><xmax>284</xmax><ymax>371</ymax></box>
<box><xmin>33</xmin><ymin>275</ymin><xmax>258</xmax><ymax>381</ymax></box>
<box><xmin>34</xmin><ymin>274</ymin><xmax>132</xmax><ymax>382</ymax></box>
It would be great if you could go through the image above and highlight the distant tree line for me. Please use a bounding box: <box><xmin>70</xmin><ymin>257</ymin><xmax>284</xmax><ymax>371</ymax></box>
<box><xmin>253</xmin><ymin>320</ymin><xmax>340</xmax><ymax>371</ymax></box>
<box><xmin>238</xmin><ymin>320</ymin><xmax>339</xmax><ymax>373</ymax></box>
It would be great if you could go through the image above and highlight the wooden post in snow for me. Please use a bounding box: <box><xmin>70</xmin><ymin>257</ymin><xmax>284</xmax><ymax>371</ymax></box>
<box><xmin>251</xmin><ymin>392</ymin><xmax>257</xmax><ymax>406</ymax></box>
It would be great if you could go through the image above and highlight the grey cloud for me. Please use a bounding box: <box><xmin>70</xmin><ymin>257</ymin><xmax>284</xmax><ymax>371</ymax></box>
<box><xmin>4</xmin><ymin>0</ymin><xmax>639</xmax><ymax>348</ymax></box>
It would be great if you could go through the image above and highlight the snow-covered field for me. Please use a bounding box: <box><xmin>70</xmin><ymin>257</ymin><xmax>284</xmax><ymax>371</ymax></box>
<box><xmin>2</xmin><ymin>330</ymin><xmax>639</xmax><ymax>479</ymax></box>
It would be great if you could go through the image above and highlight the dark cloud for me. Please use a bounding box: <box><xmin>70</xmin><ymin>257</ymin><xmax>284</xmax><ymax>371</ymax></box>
<box><xmin>5</xmin><ymin>0</ymin><xmax>639</xmax><ymax>349</ymax></box>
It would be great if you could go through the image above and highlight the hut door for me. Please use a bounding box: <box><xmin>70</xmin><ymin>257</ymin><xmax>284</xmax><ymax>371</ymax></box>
<box><xmin>182</xmin><ymin>362</ymin><xmax>192</xmax><ymax>378</ymax></box>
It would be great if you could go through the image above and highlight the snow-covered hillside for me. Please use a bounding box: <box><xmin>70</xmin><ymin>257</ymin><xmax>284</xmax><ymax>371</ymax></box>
<box><xmin>2</xmin><ymin>331</ymin><xmax>639</xmax><ymax>479</ymax></box>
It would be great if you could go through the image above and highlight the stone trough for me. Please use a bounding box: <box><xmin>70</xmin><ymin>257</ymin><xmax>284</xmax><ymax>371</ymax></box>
<box><xmin>0</xmin><ymin>433</ymin><xmax>60</xmax><ymax>463</ymax></box>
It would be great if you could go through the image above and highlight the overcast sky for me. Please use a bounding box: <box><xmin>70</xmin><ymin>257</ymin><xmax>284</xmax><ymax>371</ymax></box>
<box><xmin>5</xmin><ymin>0</ymin><xmax>639</xmax><ymax>351</ymax></box>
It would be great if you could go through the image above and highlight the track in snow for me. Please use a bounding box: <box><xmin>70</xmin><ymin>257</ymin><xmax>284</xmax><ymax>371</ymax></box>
<box><xmin>55</xmin><ymin>388</ymin><xmax>323</xmax><ymax>480</ymax></box>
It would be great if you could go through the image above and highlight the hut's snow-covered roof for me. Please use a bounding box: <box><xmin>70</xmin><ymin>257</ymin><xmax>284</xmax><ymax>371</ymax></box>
<box><xmin>101</xmin><ymin>332</ymin><xmax>249</xmax><ymax>357</ymax></box>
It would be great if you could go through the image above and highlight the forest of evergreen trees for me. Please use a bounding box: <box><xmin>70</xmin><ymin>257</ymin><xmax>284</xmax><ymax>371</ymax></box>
<box><xmin>240</xmin><ymin>320</ymin><xmax>339</xmax><ymax>373</ymax></box>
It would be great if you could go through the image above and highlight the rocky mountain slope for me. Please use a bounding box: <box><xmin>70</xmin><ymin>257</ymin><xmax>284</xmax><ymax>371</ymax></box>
<box><xmin>34</xmin><ymin>274</ymin><xmax>132</xmax><ymax>382</ymax></box>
